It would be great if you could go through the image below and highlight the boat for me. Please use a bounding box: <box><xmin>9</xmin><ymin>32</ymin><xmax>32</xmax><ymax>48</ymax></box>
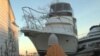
<box><xmin>77</xmin><ymin>24</ymin><xmax>100</xmax><ymax>56</ymax></box>
<box><xmin>21</xmin><ymin>1</ymin><xmax>78</xmax><ymax>56</ymax></box>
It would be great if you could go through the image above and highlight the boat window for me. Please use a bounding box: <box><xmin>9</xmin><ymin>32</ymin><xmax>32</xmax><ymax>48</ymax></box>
<box><xmin>89</xmin><ymin>42</ymin><xmax>100</xmax><ymax>48</ymax></box>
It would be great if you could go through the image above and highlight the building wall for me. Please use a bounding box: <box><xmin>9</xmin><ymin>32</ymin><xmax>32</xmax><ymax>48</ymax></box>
<box><xmin>0</xmin><ymin>0</ymin><xmax>19</xmax><ymax>56</ymax></box>
<box><xmin>0</xmin><ymin>1</ymin><xmax>9</xmax><ymax>55</ymax></box>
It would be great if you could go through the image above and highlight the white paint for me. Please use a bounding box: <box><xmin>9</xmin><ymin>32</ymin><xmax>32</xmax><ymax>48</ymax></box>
<box><xmin>48</xmin><ymin>34</ymin><xmax>59</xmax><ymax>46</ymax></box>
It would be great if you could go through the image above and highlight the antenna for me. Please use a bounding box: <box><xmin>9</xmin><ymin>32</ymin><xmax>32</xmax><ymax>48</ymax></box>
<box><xmin>54</xmin><ymin>0</ymin><xmax>68</xmax><ymax>3</ymax></box>
<box><xmin>52</xmin><ymin>0</ymin><xmax>59</xmax><ymax>3</ymax></box>
<box><xmin>56</xmin><ymin>0</ymin><xmax>59</xmax><ymax>2</ymax></box>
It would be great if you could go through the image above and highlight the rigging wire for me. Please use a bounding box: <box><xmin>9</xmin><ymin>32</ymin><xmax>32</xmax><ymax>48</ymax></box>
<box><xmin>22</xmin><ymin>7</ymin><xmax>47</xmax><ymax>14</ymax></box>
<box><xmin>22</xmin><ymin>6</ymin><xmax>47</xmax><ymax>30</ymax></box>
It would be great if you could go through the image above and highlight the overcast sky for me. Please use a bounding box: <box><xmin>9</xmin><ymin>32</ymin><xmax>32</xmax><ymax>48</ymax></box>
<box><xmin>10</xmin><ymin>0</ymin><xmax>100</xmax><ymax>54</ymax></box>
